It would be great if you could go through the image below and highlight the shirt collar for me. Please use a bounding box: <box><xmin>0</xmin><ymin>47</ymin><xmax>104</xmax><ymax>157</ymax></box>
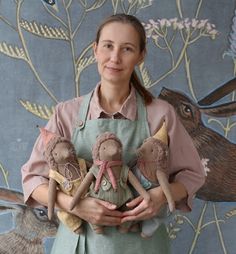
<box><xmin>89</xmin><ymin>83</ymin><xmax>137</xmax><ymax>120</ymax></box>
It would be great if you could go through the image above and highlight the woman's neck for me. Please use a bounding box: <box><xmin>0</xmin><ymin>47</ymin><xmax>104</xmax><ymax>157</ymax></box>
<box><xmin>99</xmin><ymin>82</ymin><xmax>130</xmax><ymax>113</ymax></box>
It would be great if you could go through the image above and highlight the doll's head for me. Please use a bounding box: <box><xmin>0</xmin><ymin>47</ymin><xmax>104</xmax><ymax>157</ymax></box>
<box><xmin>137</xmin><ymin>121</ymin><xmax>169</xmax><ymax>182</ymax></box>
<box><xmin>40</xmin><ymin>128</ymin><xmax>77</xmax><ymax>169</ymax></box>
<box><xmin>92</xmin><ymin>132</ymin><xmax>122</xmax><ymax>161</ymax></box>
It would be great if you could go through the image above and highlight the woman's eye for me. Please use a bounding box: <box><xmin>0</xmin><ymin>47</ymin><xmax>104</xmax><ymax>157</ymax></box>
<box><xmin>123</xmin><ymin>47</ymin><xmax>133</xmax><ymax>52</ymax></box>
<box><xmin>104</xmin><ymin>44</ymin><xmax>112</xmax><ymax>49</ymax></box>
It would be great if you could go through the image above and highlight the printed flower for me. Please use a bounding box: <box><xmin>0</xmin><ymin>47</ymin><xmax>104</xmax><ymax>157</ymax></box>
<box><xmin>201</xmin><ymin>158</ymin><xmax>210</xmax><ymax>176</ymax></box>
<box><xmin>142</xmin><ymin>17</ymin><xmax>218</xmax><ymax>41</ymax></box>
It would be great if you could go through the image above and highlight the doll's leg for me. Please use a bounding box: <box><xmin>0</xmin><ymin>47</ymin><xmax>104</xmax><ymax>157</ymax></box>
<box><xmin>141</xmin><ymin>205</ymin><xmax>169</xmax><ymax>238</ymax></box>
<box><xmin>141</xmin><ymin>217</ymin><xmax>161</xmax><ymax>238</ymax></box>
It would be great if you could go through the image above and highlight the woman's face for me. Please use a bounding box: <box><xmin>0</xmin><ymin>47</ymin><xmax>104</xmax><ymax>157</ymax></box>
<box><xmin>94</xmin><ymin>22</ymin><xmax>145</xmax><ymax>86</ymax></box>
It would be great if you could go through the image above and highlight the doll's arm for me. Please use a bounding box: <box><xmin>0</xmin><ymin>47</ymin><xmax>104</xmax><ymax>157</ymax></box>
<box><xmin>156</xmin><ymin>170</ymin><xmax>175</xmax><ymax>212</ymax></box>
<box><xmin>70</xmin><ymin>172</ymin><xmax>94</xmax><ymax>210</ymax></box>
<box><xmin>48</xmin><ymin>177</ymin><xmax>57</xmax><ymax>220</ymax></box>
<box><xmin>128</xmin><ymin>171</ymin><xmax>150</xmax><ymax>201</ymax></box>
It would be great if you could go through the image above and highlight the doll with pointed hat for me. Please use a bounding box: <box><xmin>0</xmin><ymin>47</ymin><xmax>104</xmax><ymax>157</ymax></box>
<box><xmin>133</xmin><ymin>120</ymin><xmax>175</xmax><ymax>238</ymax></box>
<box><xmin>40</xmin><ymin>127</ymin><xmax>87</xmax><ymax>234</ymax></box>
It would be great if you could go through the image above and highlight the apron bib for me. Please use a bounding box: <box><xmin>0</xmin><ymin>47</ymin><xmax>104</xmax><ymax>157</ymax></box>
<box><xmin>51</xmin><ymin>91</ymin><xmax>170</xmax><ymax>254</ymax></box>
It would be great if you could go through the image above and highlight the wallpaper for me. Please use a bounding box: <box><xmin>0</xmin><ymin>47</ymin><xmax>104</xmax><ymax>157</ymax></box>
<box><xmin>0</xmin><ymin>0</ymin><xmax>236</xmax><ymax>253</ymax></box>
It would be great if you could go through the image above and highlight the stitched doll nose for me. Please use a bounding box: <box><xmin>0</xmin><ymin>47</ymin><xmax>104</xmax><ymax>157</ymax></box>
<box><xmin>108</xmin><ymin>145</ymin><xmax>119</xmax><ymax>158</ymax></box>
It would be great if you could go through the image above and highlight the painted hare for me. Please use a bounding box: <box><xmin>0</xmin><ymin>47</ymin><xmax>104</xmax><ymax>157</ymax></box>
<box><xmin>0</xmin><ymin>187</ymin><xmax>58</xmax><ymax>254</ymax></box>
<box><xmin>159</xmin><ymin>78</ymin><xmax>236</xmax><ymax>201</ymax></box>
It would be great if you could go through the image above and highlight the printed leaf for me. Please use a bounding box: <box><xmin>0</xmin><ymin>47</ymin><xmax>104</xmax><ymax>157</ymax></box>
<box><xmin>19</xmin><ymin>100</ymin><xmax>55</xmax><ymax>120</ymax></box>
<box><xmin>86</xmin><ymin>0</ymin><xmax>107</xmax><ymax>12</ymax></box>
<box><xmin>139</xmin><ymin>63</ymin><xmax>152</xmax><ymax>88</ymax></box>
<box><xmin>225</xmin><ymin>208</ymin><xmax>236</xmax><ymax>219</ymax></box>
<box><xmin>76</xmin><ymin>55</ymin><xmax>96</xmax><ymax>76</ymax></box>
<box><xmin>20</xmin><ymin>19</ymin><xmax>69</xmax><ymax>40</ymax></box>
<box><xmin>0</xmin><ymin>41</ymin><xmax>27</xmax><ymax>61</ymax></box>
<box><xmin>111</xmin><ymin>0</ymin><xmax>119</xmax><ymax>12</ymax></box>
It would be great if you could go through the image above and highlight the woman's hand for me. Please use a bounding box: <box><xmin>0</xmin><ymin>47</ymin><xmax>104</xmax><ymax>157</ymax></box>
<box><xmin>121</xmin><ymin>186</ymin><xmax>167</xmax><ymax>223</ymax></box>
<box><xmin>71</xmin><ymin>196</ymin><xmax>122</xmax><ymax>226</ymax></box>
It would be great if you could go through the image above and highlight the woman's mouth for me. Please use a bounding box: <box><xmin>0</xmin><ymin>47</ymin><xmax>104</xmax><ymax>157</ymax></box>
<box><xmin>106</xmin><ymin>66</ymin><xmax>122</xmax><ymax>72</ymax></box>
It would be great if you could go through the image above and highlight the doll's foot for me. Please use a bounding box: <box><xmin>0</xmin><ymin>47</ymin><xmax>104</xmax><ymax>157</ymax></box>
<box><xmin>129</xmin><ymin>223</ymin><xmax>140</xmax><ymax>233</ymax></box>
<box><xmin>118</xmin><ymin>226</ymin><xmax>129</xmax><ymax>234</ymax></box>
<box><xmin>140</xmin><ymin>232</ymin><xmax>151</xmax><ymax>239</ymax></box>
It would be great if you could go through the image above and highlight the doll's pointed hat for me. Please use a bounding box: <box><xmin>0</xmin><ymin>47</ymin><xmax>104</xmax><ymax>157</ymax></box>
<box><xmin>39</xmin><ymin>127</ymin><xmax>57</xmax><ymax>147</ymax></box>
<box><xmin>153</xmin><ymin>121</ymin><xmax>168</xmax><ymax>144</ymax></box>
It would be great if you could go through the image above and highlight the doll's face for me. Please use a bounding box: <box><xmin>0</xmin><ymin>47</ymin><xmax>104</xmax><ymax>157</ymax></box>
<box><xmin>137</xmin><ymin>138</ymin><xmax>167</xmax><ymax>182</ymax></box>
<box><xmin>137</xmin><ymin>138</ymin><xmax>163</xmax><ymax>161</ymax></box>
<box><xmin>52</xmin><ymin>142</ymin><xmax>76</xmax><ymax>164</ymax></box>
<box><xmin>99</xmin><ymin>139</ymin><xmax>122</xmax><ymax>161</ymax></box>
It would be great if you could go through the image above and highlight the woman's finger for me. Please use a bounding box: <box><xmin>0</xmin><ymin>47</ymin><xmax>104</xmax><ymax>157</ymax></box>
<box><xmin>122</xmin><ymin>198</ymin><xmax>150</xmax><ymax>217</ymax></box>
<box><xmin>96</xmin><ymin>199</ymin><xmax>117</xmax><ymax>210</ymax></box>
<box><xmin>125</xmin><ymin>196</ymin><xmax>143</xmax><ymax>208</ymax></box>
<box><xmin>121</xmin><ymin>210</ymin><xmax>148</xmax><ymax>223</ymax></box>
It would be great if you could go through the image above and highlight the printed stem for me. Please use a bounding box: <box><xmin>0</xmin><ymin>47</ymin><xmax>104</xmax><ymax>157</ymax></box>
<box><xmin>184</xmin><ymin>52</ymin><xmax>197</xmax><ymax>101</ymax></box>
<box><xmin>0</xmin><ymin>163</ymin><xmax>10</xmax><ymax>188</ymax></box>
<box><xmin>0</xmin><ymin>15</ymin><xmax>17</xmax><ymax>31</ymax></box>
<box><xmin>176</xmin><ymin>0</ymin><xmax>183</xmax><ymax>18</ymax></box>
<box><xmin>16</xmin><ymin>0</ymin><xmax>58</xmax><ymax>103</ymax></box>
<box><xmin>43</xmin><ymin>4</ymin><xmax>68</xmax><ymax>28</ymax></box>
<box><xmin>188</xmin><ymin>202</ymin><xmax>208</xmax><ymax>254</ymax></box>
<box><xmin>149</xmin><ymin>32</ymin><xmax>190</xmax><ymax>88</ymax></box>
<box><xmin>75</xmin><ymin>42</ymin><xmax>94</xmax><ymax>97</ymax></box>
<box><xmin>213</xmin><ymin>203</ymin><xmax>228</xmax><ymax>254</ymax></box>
<box><xmin>195</xmin><ymin>0</ymin><xmax>203</xmax><ymax>18</ymax></box>
<box><xmin>112</xmin><ymin>0</ymin><xmax>120</xmax><ymax>14</ymax></box>
<box><xmin>63</xmin><ymin>0</ymin><xmax>77</xmax><ymax>96</ymax></box>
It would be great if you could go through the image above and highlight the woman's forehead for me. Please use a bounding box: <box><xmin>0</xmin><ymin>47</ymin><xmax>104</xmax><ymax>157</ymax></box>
<box><xmin>99</xmin><ymin>22</ymin><xmax>140</xmax><ymax>42</ymax></box>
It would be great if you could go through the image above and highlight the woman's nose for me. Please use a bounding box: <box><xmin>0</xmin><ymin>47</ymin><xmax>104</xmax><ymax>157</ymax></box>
<box><xmin>110</xmin><ymin>49</ymin><xmax>120</xmax><ymax>63</ymax></box>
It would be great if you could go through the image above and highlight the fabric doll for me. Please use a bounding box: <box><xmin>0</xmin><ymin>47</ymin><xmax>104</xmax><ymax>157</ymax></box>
<box><xmin>134</xmin><ymin>121</ymin><xmax>175</xmax><ymax>238</ymax></box>
<box><xmin>70</xmin><ymin>132</ymin><xmax>150</xmax><ymax>234</ymax></box>
<box><xmin>40</xmin><ymin>128</ymin><xmax>87</xmax><ymax>234</ymax></box>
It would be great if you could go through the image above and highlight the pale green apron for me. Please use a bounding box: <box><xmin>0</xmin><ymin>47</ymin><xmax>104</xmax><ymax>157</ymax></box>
<box><xmin>51</xmin><ymin>91</ymin><xmax>170</xmax><ymax>254</ymax></box>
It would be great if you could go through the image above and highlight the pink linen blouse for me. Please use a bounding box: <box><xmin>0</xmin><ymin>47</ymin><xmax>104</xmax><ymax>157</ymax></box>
<box><xmin>21</xmin><ymin>84</ymin><xmax>205</xmax><ymax>211</ymax></box>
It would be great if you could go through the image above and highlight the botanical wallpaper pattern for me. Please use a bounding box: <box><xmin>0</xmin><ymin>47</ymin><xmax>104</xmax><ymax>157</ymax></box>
<box><xmin>0</xmin><ymin>0</ymin><xmax>236</xmax><ymax>253</ymax></box>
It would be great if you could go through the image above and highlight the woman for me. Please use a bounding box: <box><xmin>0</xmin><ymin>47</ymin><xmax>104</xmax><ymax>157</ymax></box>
<box><xmin>21</xmin><ymin>14</ymin><xmax>205</xmax><ymax>254</ymax></box>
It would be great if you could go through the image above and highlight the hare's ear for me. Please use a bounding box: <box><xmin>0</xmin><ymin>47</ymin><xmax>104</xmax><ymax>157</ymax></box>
<box><xmin>198</xmin><ymin>77</ymin><xmax>236</xmax><ymax>106</ymax></box>
<box><xmin>199</xmin><ymin>101</ymin><xmax>236</xmax><ymax>117</ymax></box>
<box><xmin>0</xmin><ymin>203</ymin><xmax>25</xmax><ymax>214</ymax></box>
<box><xmin>0</xmin><ymin>187</ymin><xmax>24</xmax><ymax>204</ymax></box>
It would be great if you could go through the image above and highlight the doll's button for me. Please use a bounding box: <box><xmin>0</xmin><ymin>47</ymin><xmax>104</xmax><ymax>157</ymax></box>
<box><xmin>102</xmin><ymin>180</ymin><xmax>107</xmax><ymax>186</ymax></box>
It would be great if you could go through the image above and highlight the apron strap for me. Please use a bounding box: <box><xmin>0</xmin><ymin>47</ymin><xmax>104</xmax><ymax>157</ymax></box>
<box><xmin>136</xmin><ymin>92</ymin><xmax>151</xmax><ymax>137</ymax></box>
<box><xmin>77</xmin><ymin>91</ymin><xmax>93</xmax><ymax>130</ymax></box>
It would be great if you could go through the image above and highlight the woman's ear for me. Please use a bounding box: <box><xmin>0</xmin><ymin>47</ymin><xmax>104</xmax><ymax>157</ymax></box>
<box><xmin>137</xmin><ymin>49</ymin><xmax>146</xmax><ymax>65</ymax></box>
<box><xmin>93</xmin><ymin>42</ymin><xmax>98</xmax><ymax>60</ymax></box>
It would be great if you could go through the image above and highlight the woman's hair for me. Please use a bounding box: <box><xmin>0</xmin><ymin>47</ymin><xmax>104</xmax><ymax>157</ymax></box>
<box><xmin>95</xmin><ymin>13</ymin><xmax>154</xmax><ymax>105</ymax></box>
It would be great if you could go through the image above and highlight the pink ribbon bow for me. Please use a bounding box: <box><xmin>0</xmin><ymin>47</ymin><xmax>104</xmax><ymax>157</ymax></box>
<box><xmin>94</xmin><ymin>160</ymin><xmax>122</xmax><ymax>193</ymax></box>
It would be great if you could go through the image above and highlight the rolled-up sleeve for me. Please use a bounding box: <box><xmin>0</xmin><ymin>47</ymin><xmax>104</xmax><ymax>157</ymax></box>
<box><xmin>147</xmin><ymin>99</ymin><xmax>205</xmax><ymax>211</ymax></box>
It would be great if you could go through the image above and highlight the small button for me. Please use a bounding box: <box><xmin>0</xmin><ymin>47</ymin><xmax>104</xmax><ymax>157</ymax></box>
<box><xmin>102</xmin><ymin>180</ymin><xmax>107</xmax><ymax>186</ymax></box>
